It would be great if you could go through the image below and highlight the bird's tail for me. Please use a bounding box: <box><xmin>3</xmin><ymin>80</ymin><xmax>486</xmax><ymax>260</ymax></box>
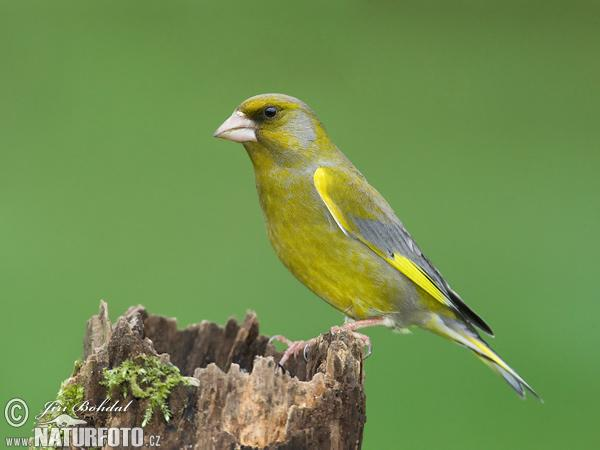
<box><xmin>425</xmin><ymin>314</ymin><xmax>541</xmax><ymax>400</ymax></box>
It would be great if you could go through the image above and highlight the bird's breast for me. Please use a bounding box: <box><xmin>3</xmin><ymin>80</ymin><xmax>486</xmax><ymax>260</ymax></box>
<box><xmin>254</xmin><ymin>170</ymin><xmax>409</xmax><ymax>319</ymax></box>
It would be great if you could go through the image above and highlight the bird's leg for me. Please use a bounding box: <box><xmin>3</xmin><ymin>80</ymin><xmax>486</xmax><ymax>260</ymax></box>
<box><xmin>331</xmin><ymin>317</ymin><xmax>387</xmax><ymax>333</ymax></box>
<box><xmin>329</xmin><ymin>317</ymin><xmax>387</xmax><ymax>359</ymax></box>
<box><xmin>270</xmin><ymin>317</ymin><xmax>387</xmax><ymax>369</ymax></box>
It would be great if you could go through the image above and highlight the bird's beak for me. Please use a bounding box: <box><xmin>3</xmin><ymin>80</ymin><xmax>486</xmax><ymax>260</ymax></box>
<box><xmin>213</xmin><ymin>111</ymin><xmax>257</xmax><ymax>143</ymax></box>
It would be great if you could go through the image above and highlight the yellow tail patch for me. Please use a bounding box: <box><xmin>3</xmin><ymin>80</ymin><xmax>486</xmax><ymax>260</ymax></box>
<box><xmin>426</xmin><ymin>314</ymin><xmax>540</xmax><ymax>399</ymax></box>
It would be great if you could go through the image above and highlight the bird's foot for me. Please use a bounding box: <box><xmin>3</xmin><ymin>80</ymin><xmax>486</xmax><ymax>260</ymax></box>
<box><xmin>269</xmin><ymin>335</ymin><xmax>319</xmax><ymax>370</ymax></box>
<box><xmin>329</xmin><ymin>325</ymin><xmax>373</xmax><ymax>359</ymax></box>
<box><xmin>269</xmin><ymin>317</ymin><xmax>386</xmax><ymax>370</ymax></box>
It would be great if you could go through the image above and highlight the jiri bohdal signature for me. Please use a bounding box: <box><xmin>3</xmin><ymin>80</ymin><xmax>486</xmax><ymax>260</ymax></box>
<box><xmin>36</xmin><ymin>398</ymin><xmax>133</xmax><ymax>420</ymax></box>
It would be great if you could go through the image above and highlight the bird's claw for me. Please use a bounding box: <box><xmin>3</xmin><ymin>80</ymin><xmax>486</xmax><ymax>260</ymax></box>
<box><xmin>303</xmin><ymin>343</ymin><xmax>311</xmax><ymax>362</ymax></box>
<box><xmin>353</xmin><ymin>332</ymin><xmax>373</xmax><ymax>359</ymax></box>
<box><xmin>275</xmin><ymin>362</ymin><xmax>287</xmax><ymax>375</ymax></box>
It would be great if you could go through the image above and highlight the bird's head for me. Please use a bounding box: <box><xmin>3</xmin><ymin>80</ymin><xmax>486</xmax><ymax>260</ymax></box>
<box><xmin>214</xmin><ymin>94</ymin><xmax>337</xmax><ymax>166</ymax></box>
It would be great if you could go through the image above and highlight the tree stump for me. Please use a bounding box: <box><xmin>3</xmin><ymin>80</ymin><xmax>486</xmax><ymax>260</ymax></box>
<box><xmin>56</xmin><ymin>302</ymin><xmax>367</xmax><ymax>449</ymax></box>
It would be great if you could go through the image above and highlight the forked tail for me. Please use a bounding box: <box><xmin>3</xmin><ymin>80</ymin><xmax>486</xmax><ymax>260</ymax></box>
<box><xmin>426</xmin><ymin>314</ymin><xmax>541</xmax><ymax>400</ymax></box>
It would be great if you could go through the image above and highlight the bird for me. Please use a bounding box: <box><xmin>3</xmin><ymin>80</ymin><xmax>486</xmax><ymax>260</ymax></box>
<box><xmin>213</xmin><ymin>93</ymin><xmax>539</xmax><ymax>398</ymax></box>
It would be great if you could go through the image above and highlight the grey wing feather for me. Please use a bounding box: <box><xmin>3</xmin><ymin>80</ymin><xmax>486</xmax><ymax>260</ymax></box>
<box><xmin>352</xmin><ymin>216</ymin><xmax>494</xmax><ymax>336</ymax></box>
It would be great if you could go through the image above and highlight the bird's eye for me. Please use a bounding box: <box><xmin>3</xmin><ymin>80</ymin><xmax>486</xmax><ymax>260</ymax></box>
<box><xmin>264</xmin><ymin>106</ymin><xmax>277</xmax><ymax>118</ymax></box>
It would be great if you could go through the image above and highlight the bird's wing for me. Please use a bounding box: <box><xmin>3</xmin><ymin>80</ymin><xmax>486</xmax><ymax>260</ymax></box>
<box><xmin>313</xmin><ymin>166</ymin><xmax>493</xmax><ymax>335</ymax></box>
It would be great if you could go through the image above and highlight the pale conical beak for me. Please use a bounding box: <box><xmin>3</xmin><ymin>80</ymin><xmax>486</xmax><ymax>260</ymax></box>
<box><xmin>213</xmin><ymin>111</ymin><xmax>257</xmax><ymax>143</ymax></box>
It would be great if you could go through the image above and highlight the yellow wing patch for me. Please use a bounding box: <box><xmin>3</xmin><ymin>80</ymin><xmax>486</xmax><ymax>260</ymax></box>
<box><xmin>314</xmin><ymin>166</ymin><xmax>452</xmax><ymax>308</ymax></box>
<box><xmin>387</xmin><ymin>254</ymin><xmax>451</xmax><ymax>306</ymax></box>
<box><xmin>313</xmin><ymin>167</ymin><xmax>353</xmax><ymax>232</ymax></box>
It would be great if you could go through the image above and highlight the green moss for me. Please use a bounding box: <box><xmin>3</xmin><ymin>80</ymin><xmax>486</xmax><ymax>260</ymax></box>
<box><xmin>56</xmin><ymin>382</ymin><xmax>85</xmax><ymax>414</ymax></box>
<box><xmin>71</xmin><ymin>359</ymin><xmax>83</xmax><ymax>376</ymax></box>
<box><xmin>101</xmin><ymin>354</ymin><xmax>192</xmax><ymax>427</ymax></box>
<box><xmin>36</xmin><ymin>380</ymin><xmax>85</xmax><ymax>425</ymax></box>
<box><xmin>34</xmin><ymin>380</ymin><xmax>85</xmax><ymax>450</ymax></box>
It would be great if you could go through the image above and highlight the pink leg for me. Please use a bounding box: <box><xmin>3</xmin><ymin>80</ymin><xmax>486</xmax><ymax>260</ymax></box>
<box><xmin>331</xmin><ymin>317</ymin><xmax>387</xmax><ymax>333</ymax></box>
<box><xmin>330</xmin><ymin>317</ymin><xmax>387</xmax><ymax>358</ymax></box>
<box><xmin>270</xmin><ymin>317</ymin><xmax>387</xmax><ymax>369</ymax></box>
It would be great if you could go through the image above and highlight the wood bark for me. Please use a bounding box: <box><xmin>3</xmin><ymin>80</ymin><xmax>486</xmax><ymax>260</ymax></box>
<box><xmin>62</xmin><ymin>302</ymin><xmax>367</xmax><ymax>449</ymax></box>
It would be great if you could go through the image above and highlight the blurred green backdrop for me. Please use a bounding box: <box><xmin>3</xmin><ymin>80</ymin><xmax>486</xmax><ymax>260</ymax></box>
<box><xmin>1</xmin><ymin>1</ymin><xmax>599</xmax><ymax>448</ymax></box>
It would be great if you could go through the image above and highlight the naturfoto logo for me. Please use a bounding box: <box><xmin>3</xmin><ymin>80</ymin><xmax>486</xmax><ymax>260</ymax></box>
<box><xmin>4</xmin><ymin>397</ymin><xmax>160</xmax><ymax>448</ymax></box>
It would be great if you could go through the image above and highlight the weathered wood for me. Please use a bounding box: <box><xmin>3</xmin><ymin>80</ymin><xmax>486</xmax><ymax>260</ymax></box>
<box><xmin>62</xmin><ymin>302</ymin><xmax>366</xmax><ymax>449</ymax></box>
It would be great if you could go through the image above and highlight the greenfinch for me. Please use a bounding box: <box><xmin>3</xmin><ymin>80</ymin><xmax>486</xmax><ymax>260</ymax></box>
<box><xmin>214</xmin><ymin>93</ymin><xmax>538</xmax><ymax>398</ymax></box>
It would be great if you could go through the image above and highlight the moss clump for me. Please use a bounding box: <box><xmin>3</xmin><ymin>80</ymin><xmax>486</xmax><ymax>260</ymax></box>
<box><xmin>37</xmin><ymin>381</ymin><xmax>85</xmax><ymax>424</ymax></box>
<box><xmin>56</xmin><ymin>382</ymin><xmax>85</xmax><ymax>415</ymax></box>
<box><xmin>101</xmin><ymin>354</ymin><xmax>192</xmax><ymax>427</ymax></box>
<box><xmin>33</xmin><ymin>381</ymin><xmax>85</xmax><ymax>450</ymax></box>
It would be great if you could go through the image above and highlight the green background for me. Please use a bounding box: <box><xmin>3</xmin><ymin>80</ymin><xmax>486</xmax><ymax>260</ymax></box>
<box><xmin>1</xmin><ymin>1</ymin><xmax>598</xmax><ymax>448</ymax></box>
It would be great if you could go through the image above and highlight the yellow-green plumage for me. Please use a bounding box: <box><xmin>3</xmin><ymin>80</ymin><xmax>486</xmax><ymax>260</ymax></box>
<box><xmin>249</xmin><ymin>143</ymin><xmax>409</xmax><ymax>321</ymax></box>
<box><xmin>214</xmin><ymin>93</ymin><xmax>539</xmax><ymax>399</ymax></box>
